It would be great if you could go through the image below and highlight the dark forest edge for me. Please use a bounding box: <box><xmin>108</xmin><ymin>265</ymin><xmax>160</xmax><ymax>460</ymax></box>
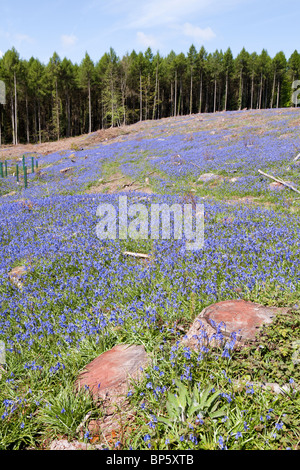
<box><xmin>0</xmin><ymin>45</ymin><xmax>300</xmax><ymax>146</ymax></box>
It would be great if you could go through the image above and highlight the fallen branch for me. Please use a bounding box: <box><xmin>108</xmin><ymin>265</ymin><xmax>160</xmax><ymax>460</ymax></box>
<box><xmin>101</xmin><ymin>175</ymin><xmax>126</xmax><ymax>184</ymax></box>
<box><xmin>190</xmin><ymin>161</ymin><xmax>203</xmax><ymax>170</ymax></box>
<box><xmin>60</xmin><ymin>167</ymin><xmax>73</xmax><ymax>174</ymax></box>
<box><xmin>258</xmin><ymin>169</ymin><xmax>300</xmax><ymax>195</ymax></box>
<box><xmin>122</xmin><ymin>180</ymin><xmax>138</xmax><ymax>188</ymax></box>
<box><xmin>294</xmin><ymin>153</ymin><xmax>300</xmax><ymax>162</ymax></box>
<box><xmin>123</xmin><ymin>251</ymin><xmax>150</xmax><ymax>259</ymax></box>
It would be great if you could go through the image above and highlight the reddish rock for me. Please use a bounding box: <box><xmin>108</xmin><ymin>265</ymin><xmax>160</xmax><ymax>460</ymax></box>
<box><xmin>76</xmin><ymin>344</ymin><xmax>148</xmax><ymax>403</ymax></box>
<box><xmin>182</xmin><ymin>300</ymin><xmax>290</xmax><ymax>350</ymax></box>
<box><xmin>269</xmin><ymin>181</ymin><xmax>285</xmax><ymax>190</ymax></box>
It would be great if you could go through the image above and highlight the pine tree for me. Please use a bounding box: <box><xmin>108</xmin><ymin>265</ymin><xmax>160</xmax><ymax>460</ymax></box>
<box><xmin>47</xmin><ymin>52</ymin><xmax>62</xmax><ymax>140</ymax></box>
<box><xmin>79</xmin><ymin>52</ymin><xmax>94</xmax><ymax>133</ymax></box>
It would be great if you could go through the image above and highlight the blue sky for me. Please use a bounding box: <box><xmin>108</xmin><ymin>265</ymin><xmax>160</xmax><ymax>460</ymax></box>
<box><xmin>0</xmin><ymin>0</ymin><xmax>299</xmax><ymax>64</ymax></box>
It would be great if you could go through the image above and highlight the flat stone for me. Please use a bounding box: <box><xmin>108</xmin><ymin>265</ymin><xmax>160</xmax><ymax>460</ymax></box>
<box><xmin>75</xmin><ymin>344</ymin><xmax>149</xmax><ymax>403</ymax></box>
<box><xmin>49</xmin><ymin>439</ymin><xmax>103</xmax><ymax>450</ymax></box>
<box><xmin>182</xmin><ymin>300</ymin><xmax>290</xmax><ymax>350</ymax></box>
<box><xmin>197</xmin><ymin>173</ymin><xmax>223</xmax><ymax>183</ymax></box>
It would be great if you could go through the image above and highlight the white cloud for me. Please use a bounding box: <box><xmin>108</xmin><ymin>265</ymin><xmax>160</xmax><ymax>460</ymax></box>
<box><xmin>182</xmin><ymin>22</ymin><xmax>216</xmax><ymax>42</ymax></box>
<box><xmin>129</xmin><ymin>0</ymin><xmax>199</xmax><ymax>28</ymax></box>
<box><xmin>14</xmin><ymin>33</ymin><xmax>34</xmax><ymax>44</ymax></box>
<box><xmin>127</xmin><ymin>0</ymin><xmax>244</xmax><ymax>29</ymax></box>
<box><xmin>136</xmin><ymin>31</ymin><xmax>159</xmax><ymax>49</ymax></box>
<box><xmin>61</xmin><ymin>34</ymin><xmax>78</xmax><ymax>47</ymax></box>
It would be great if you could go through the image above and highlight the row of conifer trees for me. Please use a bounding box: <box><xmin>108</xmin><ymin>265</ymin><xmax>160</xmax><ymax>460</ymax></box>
<box><xmin>0</xmin><ymin>45</ymin><xmax>299</xmax><ymax>145</ymax></box>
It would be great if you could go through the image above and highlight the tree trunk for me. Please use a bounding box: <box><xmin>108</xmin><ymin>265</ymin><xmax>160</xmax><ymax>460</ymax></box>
<box><xmin>110</xmin><ymin>69</ymin><xmax>114</xmax><ymax>127</ymax></box>
<box><xmin>259</xmin><ymin>73</ymin><xmax>263</xmax><ymax>110</ymax></box>
<box><xmin>14</xmin><ymin>72</ymin><xmax>18</xmax><ymax>145</ymax></box>
<box><xmin>276</xmin><ymin>80</ymin><xmax>280</xmax><ymax>108</ymax></box>
<box><xmin>238</xmin><ymin>69</ymin><xmax>243</xmax><ymax>110</ymax></box>
<box><xmin>270</xmin><ymin>70</ymin><xmax>276</xmax><ymax>108</ymax></box>
<box><xmin>25</xmin><ymin>94</ymin><xmax>30</xmax><ymax>143</ymax></box>
<box><xmin>213</xmin><ymin>78</ymin><xmax>217</xmax><ymax>113</ymax></box>
<box><xmin>157</xmin><ymin>80</ymin><xmax>160</xmax><ymax>119</ymax></box>
<box><xmin>11</xmin><ymin>92</ymin><xmax>15</xmax><ymax>145</ymax></box>
<box><xmin>199</xmin><ymin>72</ymin><xmax>203</xmax><ymax>113</ymax></box>
<box><xmin>174</xmin><ymin>69</ymin><xmax>177</xmax><ymax>117</ymax></box>
<box><xmin>224</xmin><ymin>71</ymin><xmax>228</xmax><ymax>111</ymax></box>
<box><xmin>139</xmin><ymin>70</ymin><xmax>142</xmax><ymax>121</ymax></box>
<box><xmin>55</xmin><ymin>78</ymin><xmax>59</xmax><ymax>140</ymax></box>
<box><xmin>170</xmin><ymin>81</ymin><xmax>173</xmax><ymax>117</ymax></box>
<box><xmin>88</xmin><ymin>78</ymin><xmax>92</xmax><ymax>133</ymax></box>
<box><xmin>38</xmin><ymin>98</ymin><xmax>41</xmax><ymax>144</ymax></box>
<box><xmin>250</xmin><ymin>72</ymin><xmax>254</xmax><ymax>110</ymax></box>
<box><xmin>189</xmin><ymin>69</ymin><xmax>193</xmax><ymax>114</ymax></box>
<box><xmin>34</xmin><ymin>99</ymin><xmax>37</xmax><ymax>143</ymax></box>
<box><xmin>66</xmin><ymin>93</ymin><xmax>71</xmax><ymax>138</ymax></box>
<box><xmin>152</xmin><ymin>61</ymin><xmax>159</xmax><ymax>120</ymax></box>
<box><xmin>178</xmin><ymin>78</ymin><xmax>183</xmax><ymax>115</ymax></box>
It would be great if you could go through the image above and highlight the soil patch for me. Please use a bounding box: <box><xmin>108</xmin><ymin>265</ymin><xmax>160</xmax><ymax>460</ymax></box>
<box><xmin>0</xmin><ymin>125</ymin><xmax>142</xmax><ymax>161</ymax></box>
<box><xmin>85</xmin><ymin>172</ymin><xmax>153</xmax><ymax>194</ymax></box>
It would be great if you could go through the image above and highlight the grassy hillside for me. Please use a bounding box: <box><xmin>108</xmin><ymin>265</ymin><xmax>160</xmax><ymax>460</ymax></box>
<box><xmin>0</xmin><ymin>108</ymin><xmax>299</xmax><ymax>450</ymax></box>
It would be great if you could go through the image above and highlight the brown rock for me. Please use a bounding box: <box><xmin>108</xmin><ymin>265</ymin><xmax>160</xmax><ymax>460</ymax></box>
<box><xmin>75</xmin><ymin>344</ymin><xmax>149</xmax><ymax>403</ymax></box>
<box><xmin>269</xmin><ymin>181</ymin><xmax>285</xmax><ymax>190</ymax></box>
<box><xmin>182</xmin><ymin>300</ymin><xmax>290</xmax><ymax>350</ymax></box>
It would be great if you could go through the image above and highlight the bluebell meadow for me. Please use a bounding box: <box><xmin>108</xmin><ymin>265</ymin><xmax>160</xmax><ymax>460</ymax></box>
<box><xmin>0</xmin><ymin>108</ymin><xmax>299</xmax><ymax>449</ymax></box>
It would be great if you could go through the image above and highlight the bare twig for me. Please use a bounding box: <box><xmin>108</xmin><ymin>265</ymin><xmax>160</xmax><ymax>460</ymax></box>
<box><xmin>294</xmin><ymin>153</ymin><xmax>300</xmax><ymax>162</ymax></box>
<box><xmin>122</xmin><ymin>180</ymin><xmax>138</xmax><ymax>188</ymax></box>
<box><xmin>258</xmin><ymin>169</ymin><xmax>300</xmax><ymax>195</ymax></box>
<box><xmin>105</xmin><ymin>175</ymin><xmax>126</xmax><ymax>184</ymax></box>
<box><xmin>123</xmin><ymin>251</ymin><xmax>150</xmax><ymax>259</ymax></box>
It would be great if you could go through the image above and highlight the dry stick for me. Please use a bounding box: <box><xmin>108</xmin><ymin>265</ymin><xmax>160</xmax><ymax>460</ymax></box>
<box><xmin>123</xmin><ymin>251</ymin><xmax>150</xmax><ymax>259</ymax></box>
<box><xmin>104</xmin><ymin>175</ymin><xmax>126</xmax><ymax>184</ymax></box>
<box><xmin>294</xmin><ymin>153</ymin><xmax>300</xmax><ymax>162</ymax></box>
<box><xmin>189</xmin><ymin>161</ymin><xmax>202</xmax><ymax>170</ymax></box>
<box><xmin>258</xmin><ymin>169</ymin><xmax>300</xmax><ymax>195</ymax></box>
<box><xmin>122</xmin><ymin>180</ymin><xmax>138</xmax><ymax>188</ymax></box>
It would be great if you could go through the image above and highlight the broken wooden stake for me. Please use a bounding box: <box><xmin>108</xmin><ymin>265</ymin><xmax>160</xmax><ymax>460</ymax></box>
<box><xmin>60</xmin><ymin>167</ymin><xmax>72</xmax><ymax>174</ymax></box>
<box><xmin>258</xmin><ymin>169</ymin><xmax>300</xmax><ymax>195</ymax></box>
